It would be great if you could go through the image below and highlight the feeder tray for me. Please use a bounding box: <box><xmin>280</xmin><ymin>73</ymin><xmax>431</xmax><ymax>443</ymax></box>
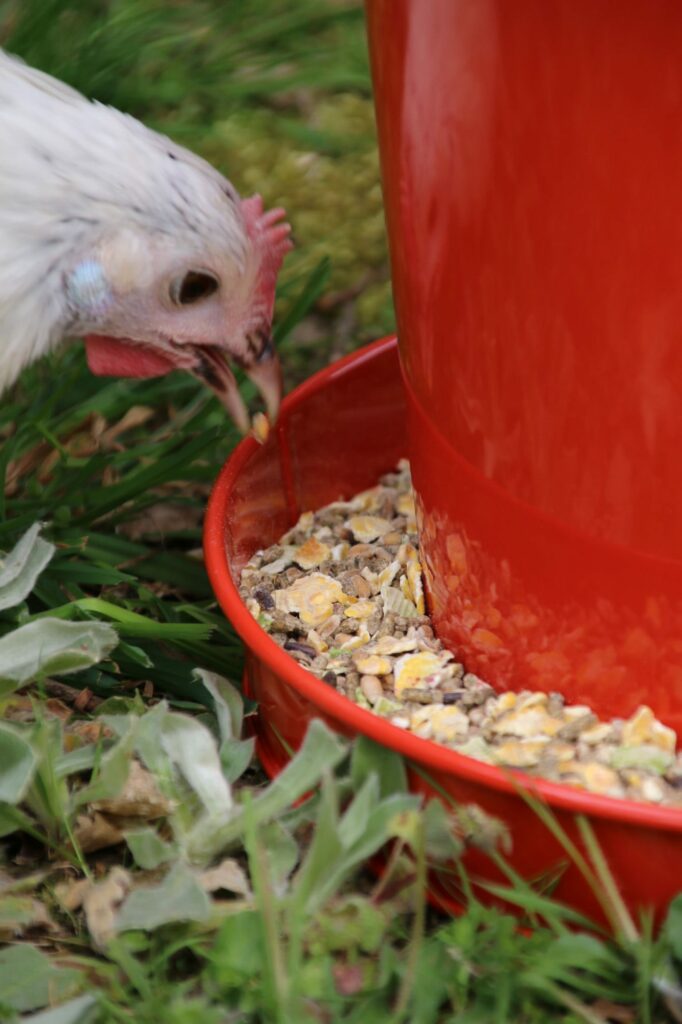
<box><xmin>204</xmin><ymin>336</ymin><xmax>682</xmax><ymax>926</ymax></box>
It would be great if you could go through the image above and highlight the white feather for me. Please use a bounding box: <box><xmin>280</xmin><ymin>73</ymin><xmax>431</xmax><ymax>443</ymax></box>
<box><xmin>0</xmin><ymin>48</ymin><xmax>248</xmax><ymax>391</ymax></box>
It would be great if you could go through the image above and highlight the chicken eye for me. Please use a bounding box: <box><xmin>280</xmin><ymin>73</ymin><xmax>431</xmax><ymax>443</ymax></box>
<box><xmin>171</xmin><ymin>270</ymin><xmax>219</xmax><ymax>306</ymax></box>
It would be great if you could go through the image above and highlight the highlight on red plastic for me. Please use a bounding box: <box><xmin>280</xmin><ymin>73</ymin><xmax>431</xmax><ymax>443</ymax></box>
<box><xmin>204</xmin><ymin>338</ymin><xmax>682</xmax><ymax>925</ymax></box>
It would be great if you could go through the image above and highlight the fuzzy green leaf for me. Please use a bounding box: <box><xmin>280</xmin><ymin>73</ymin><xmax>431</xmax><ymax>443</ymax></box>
<box><xmin>196</xmin><ymin>669</ymin><xmax>244</xmax><ymax>741</ymax></box>
<box><xmin>422</xmin><ymin>798</ymin><xmax>464</xmax><ymax>862</ymax></box>
<box><xmin>0</xmin><ymin>944</ymin><xmax>82</xmax><ymax>1013</ymax></box>
<box><xmin>0</xmin><ymin>618</ymin><xmax>118</xmax><ymax>695</ymax></box>
<box><xmin>115</xmin><ymin>862</ymin><xmax>212</xmax><ymax>932</ymax></box>
<box><xmin>293</xmin><ymin>781</ymin><xmax>418</xmax><ymax>915</ymax></box>
<box><xmin>220</xmin><ymin>736</ymin><xmax>255</xmax><ymax>784</ymax></box>
<box><xmin>291</xmin><ymin>773</ymin><xmax>343</xmax><ymax>912</ymax></box>
<box><xmin>73</xmin><ymin>717</ymin><xmax>137</xmax><ymax>808</ymax></box>
<box><xmin>0</xmin><ymin>523</ymin><xmax>55</xmax><ymax>611</ymax></box>
<box><xmin>22</xmin><ymin>994</ymin><xmax>98</xmax><ymax>1024</ymax></box>
<box><xmin>350</xmin><ymin>735</ymin><xmax>407</xmax><ymax>797</ymax></box>
<box><xmin>337</xmin><ymin>772</ymin><xmax>379</xmax><ymax>849</ymax></box>
<box><xmin>0</xmin><ymin>723</ymin><xmax>38</xmax><ymax>803</ymax></box>
<box><xmin>125</xmin><ymin>827</ymin><xmax>176</xmax><ymax>870</ymax></box>
<box><xmin>259</xmin><ymin>819</ymin><xmax>300</xmax><ymax>895</ymax></box>
<box><xmin>0</xmin><ymin>802</ymin><xmax>35</xmax><ymax>839</ymax></box>
<box><xmin>161</xmin><ymin>711</ymin><xmax>233</xmax><ymax>815</ymax></box>
<box><xmin>665</xmin><ymin>893</ymin><xmax>682</xmax><ymax>960</ymax></box>
<box><xmin>479</xmin><ymin>880</ymin><xmax>604</xmax><ymax>931</ymax></box>
<box><xmin>209</xmin><ymin>910</ymin><xmax>263</xmax><ymax>988</ymax></box>
<box><xmin>202</xmin><ymin>720</ymin><xmax>347</xmax><ymax>856</ymax></box>
<box><xmin>0</xmin><ymin>895</ymin><xmax>50</xmax><ymax>934</ymax></box>
<box><xmin>306</xmin><ymin>895</ymin><xmax>388</xmax><ymax>956</ymax></box>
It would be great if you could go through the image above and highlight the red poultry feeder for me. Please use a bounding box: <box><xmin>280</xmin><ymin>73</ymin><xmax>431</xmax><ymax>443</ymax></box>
<box><xmin>205</xmin><ymin>0</ymin><xmax>682</xmax><ymax>923</ymax></box>
<box><xmin>205</xmin><ymin>338</ymin><xmax>682</xmax><ymax>924</ymax></box>
<box><xmin>366</xmin><ymin>0</ymin><xmax>682</xmax><ymax>736</ymax></box>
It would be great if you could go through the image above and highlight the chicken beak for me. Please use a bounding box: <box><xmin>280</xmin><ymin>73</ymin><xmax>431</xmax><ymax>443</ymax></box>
<box><xmin>217</xmin><ymin>368</ymin><xmax>252</xmax><ymax>435</ymax></box>
<box><xmin>243</xmin><ymin>343</ymin><xmax>282</xmax><ymax>424</ymax></box>
<box><xmin>189</xmin><ymin>342</ymin><xmax>282</xmax><ymax>436</ymax></box>
<box><xmin>190</xmin><ymin>347</ymin><xmax>251</xmax><ymax>434</ymax></box>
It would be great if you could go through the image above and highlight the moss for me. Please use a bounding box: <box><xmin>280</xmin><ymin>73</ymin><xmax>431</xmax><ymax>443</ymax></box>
<box><xmin>205</xmin><ymin>94</ymin><xmax>388</xmax><ymax>296</ymax></box>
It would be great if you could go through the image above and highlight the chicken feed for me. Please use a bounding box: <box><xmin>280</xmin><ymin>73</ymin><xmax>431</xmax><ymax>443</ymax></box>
<box><xmin>240</xmin><ymin>461</ymin><xmax>682</xmax><ymax>807</ymax></box>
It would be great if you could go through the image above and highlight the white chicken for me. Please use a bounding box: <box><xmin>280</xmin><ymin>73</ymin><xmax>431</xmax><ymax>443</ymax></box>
<box><xmin>0</xmin><ymin>49</ymin><xmax>292</xmax><ymax>432</ymax></box>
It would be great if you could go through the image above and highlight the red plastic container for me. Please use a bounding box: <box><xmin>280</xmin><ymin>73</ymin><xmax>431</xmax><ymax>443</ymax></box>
<box><xmin>204</xmin><ymin>337</ymin><xmax>682</xmax><ymax>925</ymax></box>
<box><xmin>366</xmin><ymin>0</ymin><xmax>682</xmax><ymax>734</ymax></box>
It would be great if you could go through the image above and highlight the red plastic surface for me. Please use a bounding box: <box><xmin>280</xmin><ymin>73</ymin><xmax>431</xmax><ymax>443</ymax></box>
<box><xmin>366</xmin><ymin>0</ymin><xmax>682</xmax><ymax>732</ymax></box>
<box><xmin>204</xmin><ymin>339</ymin><xmax>682</xmax><ymax>926</ymax></box>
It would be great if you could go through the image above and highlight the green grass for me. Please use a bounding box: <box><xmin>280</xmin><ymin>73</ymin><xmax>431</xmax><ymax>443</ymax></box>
<box><xmin>0</xmin><ymin>2</ymin><xmax>681</xmax><ymax>1022</ymax></box>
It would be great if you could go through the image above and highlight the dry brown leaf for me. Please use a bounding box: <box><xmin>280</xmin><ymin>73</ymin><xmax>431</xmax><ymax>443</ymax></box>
<box><xmin>73</xmin><ymin>688</ymin><xmax>93</xmax><ymax>712</ymax></box>
<box><xmin>199</xmin><ymin>858</ymin><xmax>251</xmax><ymax>897</ymax></box>
<box><xmin>0</xmin><ymin>867</ymin><xmax>56</xmax><ymax>895</ymax></box>
<box><xmin>65</xmin><ymin>719</ymin><xmax>110</xmax><ymax>745</ymax></box>
<box><xmin>2</xmin><ymin>694</ymin><xmax>74</xmax><ymax>723</ymax></box>
<box><xmin>92</xmin><ymin>759</ymin><xmax>172</xmax><ymax>820</ymax></box>
<box><xmin>119</xmin><ymin>501</ymin><xmax>204</xmax><ymax>540</ymax></box>
<box><xmin>5</xmin><ymin>440</ymin><xmax>52</xmax><ymax>495</ymax></box>
<box><xmin>0</xmin><ymin>895</ymin><xmax>56</xmax><ymax>938</ymax></box>
<box><xmin>63</xmin><ymin>726</ymin><xmax>104</xmax><ymax>753</ymax></box>
<box><xmin>590</xmin><ymin>1000</ymin><xmax>636</xmax><ymax>1023</ymax></box>
<box><xmin>44</xmin><ymin>698</ymin><xmax>73</xmax><ymax>721</ymax></box>
<box><xmin>100</xmin><ymin>405</ymin><xmax>154</xmax><ymax>447</ymax></box>
<box><xmin>2</xmin><ymin>696</ymin><xmax>36</xmax><ymax>722</ymax></box>
<box><xmin>4</xmin><ymin>411</ymin><xmax>128</xmax><ymax>495</ymax></box>
<box><xmin>74</xmin><ymin>811</ymin><xmax>125</xmax><ymax>853</ymax></box>
<box><xmin>0</xmin><ymin>866</ymin><xmax>17</xmax><ymax>889</ymax></box>
<box><xmin>101</xmin><ymin>464</ymin><xmax>119</xmax><ymax>487</ymax></box>
<box><xmin>44</xmin><ymin>680</ymin><xmax>103</xmax><ymax>712</ymax></box>
<box><xmin>83</xmin><ymin>866</ymin><xmax>131</xmax><ymax>948</ymax></box>
<box><xmin>37</xmin><ymin>414</ymin><xmax>108</xmax><ymax>479</ymax></box>
<box><xmin>89</xmin><ymin>412</ymin><xmax>108</xmax><ymax>441</ymax></box>
<box><xmin>54</xmin><ymin>877</ymin><xmax>91</xmax><ymax>913</ymax></box>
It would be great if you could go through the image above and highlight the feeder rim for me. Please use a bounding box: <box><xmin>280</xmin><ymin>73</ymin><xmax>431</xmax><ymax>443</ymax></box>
<box><xmin>204</xmin><ymin>335</ymin><xmax>682</xmax><ymax>833</ymax></box>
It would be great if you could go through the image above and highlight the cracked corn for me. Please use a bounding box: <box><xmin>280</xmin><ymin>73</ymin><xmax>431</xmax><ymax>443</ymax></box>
<box><xmin>240</xmin><ymin>460</ymin><xmax>682</xmax><ymax>808</ymax></box>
